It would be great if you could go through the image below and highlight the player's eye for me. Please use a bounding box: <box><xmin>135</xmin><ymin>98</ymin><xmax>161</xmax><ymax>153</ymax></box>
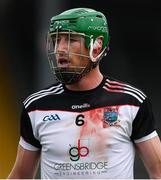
<box><xmin>70</xmin><ymin>35</ymin><xmax>80</xmax><ymax>41</ymax></box>
<box><xmin>51</xmin><ymin>35</ymin><xmax>56</xmax><ymax>42</ymax></box>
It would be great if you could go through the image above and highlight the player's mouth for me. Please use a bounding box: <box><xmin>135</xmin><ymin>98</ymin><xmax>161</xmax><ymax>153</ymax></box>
<box><xmin>58</xmin><ymin>58</ymin><xmax>71</xmax><ymax>68</ymax></box>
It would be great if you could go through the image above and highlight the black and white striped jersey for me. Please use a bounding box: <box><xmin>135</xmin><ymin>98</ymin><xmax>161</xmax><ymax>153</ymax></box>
<box><xmin>19</xmin><ymin>76</ymin><xmax>157</xmax><ymax>179</ymax></box>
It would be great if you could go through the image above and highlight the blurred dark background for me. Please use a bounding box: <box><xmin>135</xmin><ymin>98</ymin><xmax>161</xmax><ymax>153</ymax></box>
<box><xmin>0</xmin><ymin>0</ymin><xmax>161</xmax><ymax>178</ymax></box>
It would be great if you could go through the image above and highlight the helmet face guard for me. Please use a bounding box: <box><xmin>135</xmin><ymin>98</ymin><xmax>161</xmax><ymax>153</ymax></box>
<box><xmin>47</xmin><ymin>8</ymin><xmax>110</xmax><ymax>84</ymax></box>
<box><xmin>47</xmin><ymin>31</ymin><xmax>93</xmax><ymax>84</ymax></box>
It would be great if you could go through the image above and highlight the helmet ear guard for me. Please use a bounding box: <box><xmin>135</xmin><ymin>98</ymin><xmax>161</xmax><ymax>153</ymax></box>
<box><xmin>89</xmin><ymin>36</ymin><xmax>107</xmax><ymax>63</ymax></box>
<box><xmin>93</xmin><ymin>39</ymin><xmax>100</xmax><ymax>49</ymax></box>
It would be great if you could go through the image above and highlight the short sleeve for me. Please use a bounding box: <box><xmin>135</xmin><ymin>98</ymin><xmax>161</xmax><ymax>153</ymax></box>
<box><xmin>20</xmin><ymin>105</ymin><xmax>41</xmax><ymax>149</ymax></box>
<box><xmin>131</xmin><ymin>97</ymin><xmax>157</xmax><ymax>142</ymax></box>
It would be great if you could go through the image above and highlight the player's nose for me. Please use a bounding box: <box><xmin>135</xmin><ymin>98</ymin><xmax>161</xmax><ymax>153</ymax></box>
<box><xmin>57</xmin><ymin>36</ymin><xmax>68</xmax><ymax>52</ymax></box>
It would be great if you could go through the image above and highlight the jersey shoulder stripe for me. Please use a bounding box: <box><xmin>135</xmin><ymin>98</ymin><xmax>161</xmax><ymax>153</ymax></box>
<box><xmin>103</xmin><ymin>77</ymin><xmax>146</xmax><ymax>103</ymax></box>
<box><xmin>24</xmin><ymin>83</ymin><xmax>64</xmax><ymax>108</ymax></box>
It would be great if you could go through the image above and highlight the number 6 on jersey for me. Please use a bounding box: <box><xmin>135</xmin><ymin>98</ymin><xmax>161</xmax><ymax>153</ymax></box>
<box><xmin>75</xmin><ymin>114</ymin><xmax>85</xmax><ymax>126</ymax></box>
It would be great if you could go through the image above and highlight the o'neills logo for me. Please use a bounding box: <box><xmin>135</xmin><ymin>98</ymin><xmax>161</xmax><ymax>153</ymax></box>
<box><xmin>71</xmin><ymin>103</ymin><xmax>90</xmax><ymax>109</ymax></box>
<box><xmin>53</xmin><ymin>161</ymin><xmax>108</xmax><ymax>171</ymax></box>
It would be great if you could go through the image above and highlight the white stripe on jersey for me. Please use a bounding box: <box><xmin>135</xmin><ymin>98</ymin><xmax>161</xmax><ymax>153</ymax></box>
<box><xmin>103</xmin><ymin>86</ymin><xmax>144</xmax><ymax>103</ymax></box>
<box><xmin>106</xmin><ymin>79</ymin><xmax>146</xmax><ymax>98</ymax></box>
<box><xmin>24</xmin><ymin>84</ymin><xmax>64</xmax><ymax>108</ymax></box>
<box><xmin>23</xmin><ymin>83</ymin><xmax>63</xmax><ymax>105</ymax></box>
<box><xmin>19</xmin><ymin>137</ymin><xmax>39</xmax><ymax>151</ymax></box>
<box><xmin>105</xmin><ymin>82</ymin><xmax>146</xmax><ymax>100</ymax></box>
<box><xmin>134</xmin><ymin>130</ymin><xmax>158</xmax><ymax>143</ymax></box>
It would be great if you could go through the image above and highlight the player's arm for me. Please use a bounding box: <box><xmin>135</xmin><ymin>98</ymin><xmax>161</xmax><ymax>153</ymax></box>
<box><xmin>8</xmin><ymin>104</ymin><xmax>41</xmax><ymax>178</ymax></box>
<box><xmin>135</xmin><ymin>135</ymin><xmax>161</xmax><ymax>179</ymax></box>
<box><xmin>131</xmin><ymin>97</ymin><xmax>161</xmax><ymax>178</ymax></box>
<box><xmin>8</xmin><ymin>145</ymin><xmax>40</xmax><ymax>179</ymax></box>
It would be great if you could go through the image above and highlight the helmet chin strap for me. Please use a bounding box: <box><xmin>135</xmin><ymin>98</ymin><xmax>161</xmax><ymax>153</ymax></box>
<box><xmin>89</xmin><ymin>38</ymin><xmax>107</xmax><ymax>62</ymax></box>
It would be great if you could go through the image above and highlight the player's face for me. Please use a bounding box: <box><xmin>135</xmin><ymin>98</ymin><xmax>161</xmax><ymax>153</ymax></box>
<box><xmin>51</xmin><ymin>32</ymin><xmax>90</xmax><ymax>69</ymax></box>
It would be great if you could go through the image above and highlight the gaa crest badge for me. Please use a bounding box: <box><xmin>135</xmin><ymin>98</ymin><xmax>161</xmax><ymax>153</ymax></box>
<box><xmin>103</xmin><ymin>106</ymin><xmax>120</xmax><ymax>126</ymax></box>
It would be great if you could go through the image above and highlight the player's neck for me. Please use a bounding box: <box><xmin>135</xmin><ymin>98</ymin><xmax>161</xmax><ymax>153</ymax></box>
<box><xmin>65</xmin><ymin>67</ymin><xmax>103</xmax><ymax>91</ymax></box>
